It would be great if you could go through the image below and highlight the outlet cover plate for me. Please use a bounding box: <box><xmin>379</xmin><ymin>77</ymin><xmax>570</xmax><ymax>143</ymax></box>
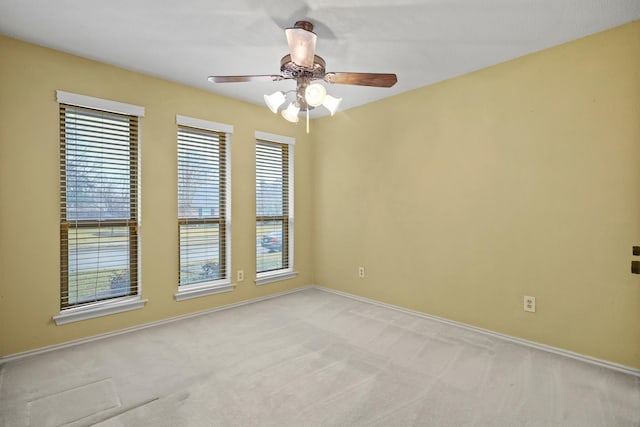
<box><xmin>524</xmin><ymin>296</ymin><xmax>536</xmax><ymax>313</ymax></box>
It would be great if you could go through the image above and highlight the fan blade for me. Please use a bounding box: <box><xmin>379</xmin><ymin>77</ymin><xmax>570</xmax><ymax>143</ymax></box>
<box><xmin>207</xmin><ymin>75</ymin><xmax>285</xmax><ymax>83</ymax></box>
<box><xmin>324</xmin><ymin>72</ymin><xmax>398</xmax><ymax>88</ymax></box>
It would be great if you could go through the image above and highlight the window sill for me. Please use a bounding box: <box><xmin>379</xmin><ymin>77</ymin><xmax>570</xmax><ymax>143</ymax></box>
<box><xmin>256</xmin><ymin>270</ymin><xmax>298</xmax><ymax>286</ymax></box>
<box><xmin>175</xmin><ymin>280</ymin><xmax>234</xmax><ymax>302</ymax></box>
<box><xmin>53</xmin><ymin>296</ymin><xmax>147</xmax><ymax>326</ymax></box>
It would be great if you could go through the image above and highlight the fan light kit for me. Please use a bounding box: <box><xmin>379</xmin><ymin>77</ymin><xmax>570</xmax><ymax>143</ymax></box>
<box><xmin>208</xmin><ymin>21</ymin><xmax>398</xmax><ymax>133</ymax></box>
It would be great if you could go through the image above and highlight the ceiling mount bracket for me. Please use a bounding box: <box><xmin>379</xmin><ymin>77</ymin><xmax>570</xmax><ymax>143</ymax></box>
<box><xmin>293</xmin><ymin>21</ymin><xmax>314</xmax><ymax>32</ymax></box>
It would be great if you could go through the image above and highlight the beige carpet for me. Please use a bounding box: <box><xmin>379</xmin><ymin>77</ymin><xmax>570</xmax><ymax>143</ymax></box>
<box><xmin>1</xmin><ymin>288</ymin><xmax>638</xmax><ymax>426</ymax></box>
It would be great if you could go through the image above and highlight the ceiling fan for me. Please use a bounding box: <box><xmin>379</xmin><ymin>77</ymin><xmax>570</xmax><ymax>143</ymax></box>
<box><xmin>207</xmin><ymin>20</ymin><xmax>398</xmax><ymax>127</ymax></box>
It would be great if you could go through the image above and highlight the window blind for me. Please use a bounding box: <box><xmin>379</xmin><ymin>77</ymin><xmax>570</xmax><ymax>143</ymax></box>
<box><xmin>256</xmin><ymin>140</ymin><xmax>289</xmax><ymax>273</ymax></box>
<box><xmin>178</xmin><ymin>126</ymin><xmax>227</xmax><ymax>286</ymax></box>
<box><xmin>60</xmin><ymin>105</ymin><xmax>138</xmax><ymax>308</ymax></box>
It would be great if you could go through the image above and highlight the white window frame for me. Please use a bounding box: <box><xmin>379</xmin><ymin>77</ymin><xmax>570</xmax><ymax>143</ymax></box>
<box><xmin>175</xmin><ymin>115</ymin><xmax>234</xmax><ymax>301</ymax></box>
<box><xmin>53</xmin><ymin>90</ymin><xmax>146</xmax><ymax>325</ymax></box>
<box><xmin>255</xmin><ymin>131</ymin><xmax>297</xmax><ymax>285</ymax></box>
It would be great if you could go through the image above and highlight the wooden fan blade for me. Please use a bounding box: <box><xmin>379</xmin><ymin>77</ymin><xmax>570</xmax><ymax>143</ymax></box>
<box><xmin>207</xmin><ymin>75</ymin><xmax>285</xmax><ymax>83</ymax></box>
<box><xmin>324</xmin><ymin>72</ymin><xmax>397</xmax><ymax>88</ymax></box>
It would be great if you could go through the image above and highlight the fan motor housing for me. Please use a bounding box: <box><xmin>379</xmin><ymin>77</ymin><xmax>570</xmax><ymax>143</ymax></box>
<box><xmin>280</xmin><ymin>54</ymin><xmax>326</xmax><ymax>80</ymax></box>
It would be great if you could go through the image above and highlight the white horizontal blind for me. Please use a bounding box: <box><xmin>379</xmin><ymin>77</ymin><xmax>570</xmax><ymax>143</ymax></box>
<box><xmin>178</xmin><ymin>126</ymin><xmax>227</xmax><ymax>286</ymax></box>
<box><xmin>256</xmin><ymin>140</ymin><xmax>289</xmax><ymax>273</ymax></box>
<box><xmin>60</xmin><ymin>105</ymin><xmax>138</xmax><ymax>308</ymax></box>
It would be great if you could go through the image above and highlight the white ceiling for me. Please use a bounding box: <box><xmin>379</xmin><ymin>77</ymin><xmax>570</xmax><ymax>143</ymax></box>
<box><xmin>1</xmin><ymin>0</ymin><xmax>639</xmax><ymax>117</ymax></box>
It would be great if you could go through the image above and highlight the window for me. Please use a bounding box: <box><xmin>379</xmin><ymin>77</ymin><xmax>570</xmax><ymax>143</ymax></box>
<box><xmin>256</xmin><ymin>131</ymin><xmax>296</xmax><ymax>284</ymax></box>
<box><xmin>176</xmin><ymin>115</ymin><xmax>233</xmax><ymax>301</ymax></box>
<box><xmin>55</xmin><ymin>91</ymin><xmax>145</xmax><ymax>325</ymax></box>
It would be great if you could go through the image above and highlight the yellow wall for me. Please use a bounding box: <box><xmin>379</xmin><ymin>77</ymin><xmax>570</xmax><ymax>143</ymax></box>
<box><xmin>312</xmin><ymin>21</ymin><xmax>640</xmax><ymax>368</ymax></box>
<box><xmin>0</xmin><ymin>36</ymin><xmax>314</xmax><ymax>356</ymax></box>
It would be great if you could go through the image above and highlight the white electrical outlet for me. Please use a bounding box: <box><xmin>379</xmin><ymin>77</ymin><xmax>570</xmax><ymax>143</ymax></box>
<box><xmin>358</xmin><ymin>266</ymin><xmax>365</xmax><ymax>279</ymax></box>
<box><xmin>237</xmin><ymin>270</ymin><xmax>244</xmax><ymax>282</ymax></box>
<box><xmin>524</xmin><ymin>296</ymin><xmax>536</xmax><ymax>313</ymax></box>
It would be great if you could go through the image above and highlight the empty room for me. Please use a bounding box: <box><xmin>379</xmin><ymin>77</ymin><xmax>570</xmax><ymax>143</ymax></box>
<box><xmin>1</xmin><ymin>2</ymin><xmax>639</xmax><ymax>426</ymax></box>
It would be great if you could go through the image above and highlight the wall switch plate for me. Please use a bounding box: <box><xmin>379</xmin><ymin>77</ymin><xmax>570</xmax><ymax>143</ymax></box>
<box><xmin>237</xmin><ymin>270</ymin><xmax>244</xmax><ymax>282</ymax></box>
<box><xmin>632</xmin><ymin>261</ymin><xmax>640</xmax><ymax>274</ymax></box>
<box><xmin>524</xmin><ymin>296</ymin><xmax>536</xmax><ymax>312</ymax></box>
<box><xmin>633</xmin><ymin>246</ymin><xmax>640</xmax><ymax>256</ymax></box>
<box><xmin>358</xmin><ymin>266</ymin><xmax>365</xmax><ymax>279</ymax></box>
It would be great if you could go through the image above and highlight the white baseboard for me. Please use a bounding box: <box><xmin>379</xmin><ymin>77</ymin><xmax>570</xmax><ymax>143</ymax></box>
<box><xmin>311</xmin><ymin>285</ymin><xmax>640</xmax><ymax>378</ymax></box>
<box><xmin>0</xmin><ymin>285</ymin><xmax>313</xmax><ymax>364</ymax></box>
